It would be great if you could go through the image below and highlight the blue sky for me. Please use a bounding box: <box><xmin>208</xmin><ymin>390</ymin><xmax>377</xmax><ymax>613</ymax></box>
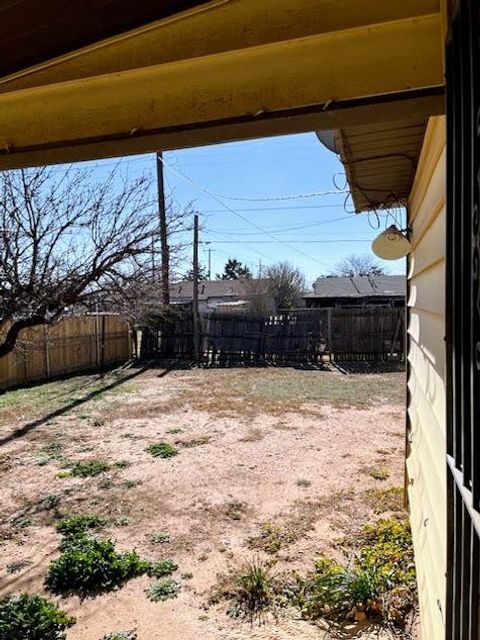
<box><xmin>76</xmin><ymin>132</ymin><xmax>406</xmax><ymax>287</ymax></box>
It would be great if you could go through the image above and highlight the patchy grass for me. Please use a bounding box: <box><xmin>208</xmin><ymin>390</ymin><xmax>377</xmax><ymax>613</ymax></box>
<box><xmin>148</xmin><ymin>532</ymin><xmax>170</xmax><ymax>544</ymax></box>
<box><xmin>248</xmin><ymin>521</ymin><xmax>296</xmax><ymax>555</ymax></box>
<box><xmin>145</xmin><ymin>578</ymin><xmax>181</xmax><ymax>602</ymax></box>
<box><xmin>368</xmin><ymin>465</ymin><xmax>391</xmax><ymax>481</ymax></box>
<box><xmin>69</xmin><ymin>460</ymin><xmax>110</xmax><ymax>477</ymax></box>
<box><xmin>40</xmin><ymin>494</ymin><xmax>61</xmax><ymax>510</ymax></box>
<box><xmin>145</xmin><ymin>442</ymin><xmax>178</xmax><ymax>459</ymax></box>
<box><xmin>366</xmin><ymin>486</ymin><xmax>404</xmax><ymax>513</ymax></box>
<box><xmin>180</xmin><ymin>435</ymin><xmax>211</xmax><ymax>448</ymax></box>
<box><xmin>6</xmin><ymin>559</ymin><xmax>33</xmax><ymax>574</ymax></box>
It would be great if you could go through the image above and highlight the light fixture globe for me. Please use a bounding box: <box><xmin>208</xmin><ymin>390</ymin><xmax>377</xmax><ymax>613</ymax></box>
<box><xmin>372</xmin><ymin>225</ymin><xmax>411</xmax><ymax>260</ymax></box>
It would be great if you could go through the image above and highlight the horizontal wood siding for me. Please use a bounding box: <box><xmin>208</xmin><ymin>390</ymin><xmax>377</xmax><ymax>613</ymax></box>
<box><xmin>407</xmin><ymin>115</ymin><xmax>446</xmax><ymax>640</ymax></box>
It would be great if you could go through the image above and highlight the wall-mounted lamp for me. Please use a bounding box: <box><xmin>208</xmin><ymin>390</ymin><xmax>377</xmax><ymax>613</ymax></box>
<box><xmin>372</xmin><ymin>225</ymin><xmax>411</xmax><ymax>260</ymax></box>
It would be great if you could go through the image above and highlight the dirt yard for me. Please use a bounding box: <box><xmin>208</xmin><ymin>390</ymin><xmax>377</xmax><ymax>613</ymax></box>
<box><xmin>0</xmin><ymin>364</ymin><xmax>412</xmax><ymax>639</ymax></box>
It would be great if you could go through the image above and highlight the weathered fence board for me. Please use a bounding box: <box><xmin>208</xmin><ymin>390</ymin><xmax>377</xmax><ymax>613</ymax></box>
<box><xmin>142</xmin><ymin>307</ymin><xmax>404</xmax><ymax>364</ymax></box>
<box><xmin>0</xmin><ymin>315</ymin><xmax>132</xmax><ymax>390</ymax></box>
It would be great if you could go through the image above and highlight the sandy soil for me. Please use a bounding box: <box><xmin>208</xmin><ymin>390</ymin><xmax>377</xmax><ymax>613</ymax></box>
<box><xmin>0</xmin><ymin>365</ymin><xmax>413</xmax><ymax>639</ymax></box>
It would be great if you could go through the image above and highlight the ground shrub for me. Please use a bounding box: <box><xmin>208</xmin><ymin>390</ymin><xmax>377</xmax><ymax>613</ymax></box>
<box><xmin>46</xmin><ymin>523</ymin><xmax>177</xmax><ymax>596</ymax></box>
<box><xmin>294</xmin><ymin>518</ymin><xmax>416</xmax><ymax>626</ymax></box>
<box><xmin>145</xmin><ymin>578</ymin><xmax>181</xmax><ymax>602</ymax></box>
<box><xmin>102</xmin><ymin>632</ymin><xmax>137</xmax><ymax>640</ymax></box>
<box><xmin>0</xmin><ymin>593</ymin><xmax>75</xmax><ymax>640</ymax></box>
<box><xmin>145</xmin><ymin>443</ymin><xmax>178</xmax><ymax>459</ymax></box>
<box><xmin>36</xmin><ymin>442</ymin><xmax>64</xmax><ymax>466</ymax></box>
<box><xmin>56</xmin><ymin>514</ymin><xmax>106</xmax><ymax>538</ymax></box>
<box><xmin>70</xmin><ymin>460</ymin><xmax>110</xmax><ymax>477</ymax></box>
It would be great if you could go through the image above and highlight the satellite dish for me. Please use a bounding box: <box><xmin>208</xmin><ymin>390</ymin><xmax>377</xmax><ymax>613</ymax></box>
<box><xmin>372</xmin><ymin>225</ymin><xmax>411</xmax><ymax>260</ymax></box>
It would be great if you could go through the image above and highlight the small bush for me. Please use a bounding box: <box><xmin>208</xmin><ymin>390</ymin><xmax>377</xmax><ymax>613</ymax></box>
<box><xmin>146</xmin><ymin>559</ymin><xmax>178</xmax><ymax>578</ymax></box>
<box><xmin>145</xmin><ymin>443</ymin><xmax>178</xmax><ymax>459</ymax></box>
<box><xmin>145</xmin><ymin>578</ymin><xmax>181</xmax><ymax>602</ymax></box>
<box><xmin>56</xmin><ymin>514</ymin><xmax>106</xmax><ymax>538</ymax></box>
<box><xmin>0</xmin><ymin>593</ymin><xmax>75</xmax><ymax>640</ymax></box>
<box><xmin>70</xmin><ymin>460</ymin><xmax>110</xmax><ymax>477</ymax></box>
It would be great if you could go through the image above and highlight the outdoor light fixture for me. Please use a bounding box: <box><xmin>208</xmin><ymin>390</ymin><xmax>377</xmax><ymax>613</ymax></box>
<box><xmin>371</xmin><ymin>225</ymin><xmax>411</xmax><ymax>260</ymax></box>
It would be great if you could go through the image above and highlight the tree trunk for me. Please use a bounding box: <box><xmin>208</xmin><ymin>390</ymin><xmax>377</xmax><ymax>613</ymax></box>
<box><xmin>0</xmin><ymin>316</ymin><xmax>46</xmax><ymax>358</ymax></box>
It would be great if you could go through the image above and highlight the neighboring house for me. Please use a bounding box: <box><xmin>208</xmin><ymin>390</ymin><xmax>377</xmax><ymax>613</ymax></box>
<box><xmin>303</xmin><ymin>275</ymin><xmax>405</xmax><ymax>309</ymax></box>
<box><xmin>170</xmin><ymin>279</ymin><xmax>275</xmax><ymax>314</ymax></box>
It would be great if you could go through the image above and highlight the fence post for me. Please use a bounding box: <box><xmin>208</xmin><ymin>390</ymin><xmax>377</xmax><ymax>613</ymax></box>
<box><xmin>44</xmin><ymin>324</ymin><xmax>51</xmax><ymax>378</ymax></box>
<box><xmin>327</xmin><ymin>308</ymin><xmax>332</xmax><ymax>362</ymax></box>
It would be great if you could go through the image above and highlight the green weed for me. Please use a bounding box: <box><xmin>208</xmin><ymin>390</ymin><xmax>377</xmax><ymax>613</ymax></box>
<box><xmin>145</xmin><ymin>443</ymin><xmax>178</xmax><ymax>459</ymax></box>
<box><xmin>102</xmin><ymin>632</ymin><xmax>137</xmax><ymax>640</ymax></box>
<box><xmin>145</xmin><ymin>578</ymin><xmax>181</xmax><ymax>602</ymax></box>
<box><xmin>70</xmin><ymin>460</ymin><xmax>110</xmax><ymax>477</ymax></box>
<box><xmin>56</xmin><ymin>514</ymin><xmax>106</xmax><ymax>538</ymax></box>
<box><xmin>41</xmin><ymin>494</ymin><xmax>61</xmax><ymax>510</ymax></box>
<box><xmin>0</xmin><ymin>593</ymin><xmax>75</xmax><ymax>640</ymax></box>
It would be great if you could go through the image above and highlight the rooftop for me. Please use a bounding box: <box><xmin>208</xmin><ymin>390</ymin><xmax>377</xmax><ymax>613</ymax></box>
<box><xmin>304</xmin><ymin>275</ymin><xmax>406</xmax><ymax>299</ymax></box>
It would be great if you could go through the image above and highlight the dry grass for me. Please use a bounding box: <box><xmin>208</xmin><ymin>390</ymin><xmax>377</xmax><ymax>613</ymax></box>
<box><xmin>0</xmin><ymin>364</ymin><xmax>409</xmax><ymax>640</ymax></box>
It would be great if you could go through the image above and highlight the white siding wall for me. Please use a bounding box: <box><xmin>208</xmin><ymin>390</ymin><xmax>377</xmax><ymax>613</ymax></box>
<box><xmin>407</xmin><ymin>115</ymin><xmax>446</xmax><ymax>640</ymax></box>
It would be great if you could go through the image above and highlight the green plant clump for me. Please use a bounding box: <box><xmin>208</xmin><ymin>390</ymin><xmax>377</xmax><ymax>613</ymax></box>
<box><xmin>41</xmin><ymin>494</ymin><xmax>61</xmax><ymax>510</ymax></box>
<box><xmin>56</xmin><ymin>514</ymin><xmax>106</xmax><ymax>538</ymax></box>
<box><xmin>145</xmin><ymin>578</ymin><xmax>181</xmax><ymax>602</ymax></box>
<box><xmin>102</xmin><ymin>632</ymin><xmax>137</xmax><ymax>640</ymax></box>
<box><xmin>0</xmin><ymin>593</ymin><xmax>75</xmax><ymax>640</ymax></box>
<box><xmin>70</xmin><ymin>460</ymin><xmax>110</xmax><ymax>477</ymax></box>
<box><xmin>145</xmin><ymin>443</ymin><xmax>178</xmax><ymax>459</ymax></box>
<box><xmin>295</xmin><ymin>518</ymin><xmax>416</xmax><ymax>626</ymax></box>
<box><xmin>46</xmin><ymin>524</ymin><xmax>177</xmax><ymax>596</ymax></box>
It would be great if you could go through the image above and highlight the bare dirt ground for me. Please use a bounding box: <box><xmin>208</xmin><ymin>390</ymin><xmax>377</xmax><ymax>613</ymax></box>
<box><xmin>0</xmin><ymin>364</ymin><xmax>413</xmax><ymax>639</ymax></box>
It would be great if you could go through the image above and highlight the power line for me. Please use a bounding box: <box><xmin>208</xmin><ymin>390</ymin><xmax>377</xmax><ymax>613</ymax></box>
<box><xmin>202</xmin><ymin>239</ymin><xmax>372</xmax><ymax>244</ymax></box>
<box><xmin>160</xmin><ymin>158</ymin><xmax>362</xmax><ymax>292</ymax></box>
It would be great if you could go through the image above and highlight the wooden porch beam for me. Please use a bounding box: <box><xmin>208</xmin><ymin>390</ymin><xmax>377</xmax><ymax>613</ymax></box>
<box><xmin>0</xmin><ymin>13</ymin><xmax>443</xmax><ymax>169</ymax></box>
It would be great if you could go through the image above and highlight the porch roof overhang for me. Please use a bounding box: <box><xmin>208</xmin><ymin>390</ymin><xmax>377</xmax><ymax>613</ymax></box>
<box><xmin>317</xmin><ymin>117</ymin><xmax>436</xmax><ymax>212</ymax></box>
<box><xmin>0</xmin><ymin>0</ymin><xmax>445</xmax><ymax>170</ymax></box>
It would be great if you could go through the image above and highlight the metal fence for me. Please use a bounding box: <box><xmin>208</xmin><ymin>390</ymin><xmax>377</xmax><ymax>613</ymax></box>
<box><xmin>141</xmin><ymin>306</ymin><xmax>404</xmax><ymax>364</ymax></box>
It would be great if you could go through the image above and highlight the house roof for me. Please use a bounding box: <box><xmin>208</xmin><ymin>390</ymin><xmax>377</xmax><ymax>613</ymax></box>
<box><xmin>171</xmin><ymin>279</ymin><xmax>271</xmax><ymax>301</ymax></box>
<box><xmin>304</xmin><ymin>275</ymin><xmax>406</xmax><ymax>299</ymax></box>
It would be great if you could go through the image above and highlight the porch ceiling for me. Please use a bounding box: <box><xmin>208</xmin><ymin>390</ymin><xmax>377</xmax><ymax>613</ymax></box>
<box><xmin>332</xmin><ymin>118</ymin><xmax>431</xmax><ymax>212</ymax></box>
<box><xmin>0</xmin><ymin>0</ymin><xmax>444</xmax><ymax>170</ymax></box>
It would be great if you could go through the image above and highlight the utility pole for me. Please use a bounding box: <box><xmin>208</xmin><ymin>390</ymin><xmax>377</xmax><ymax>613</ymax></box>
<box><xmin>207</xmin><ymin>246</ymin><xmax>212</xmax><ymax>279</ymax></box>
<box><xmin>156</xmin><ymin>152</ymin><xmax>170</xmax><ymax>305</ymax></box>
<box><xmin>192</xmin><ymin>214</ymin><xmax>200</xmax><ymax>361</ymax></box>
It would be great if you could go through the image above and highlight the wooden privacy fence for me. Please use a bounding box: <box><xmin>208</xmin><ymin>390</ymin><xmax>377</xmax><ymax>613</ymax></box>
<box><xmin>0</xmin><ymin>315</ymin><xmax>132</xmax><ymax>390</ymax></box>
<box><xmin>143</xmin><ymin>307</ymin><xmax>404</xmax><ymax>364</ymax></box>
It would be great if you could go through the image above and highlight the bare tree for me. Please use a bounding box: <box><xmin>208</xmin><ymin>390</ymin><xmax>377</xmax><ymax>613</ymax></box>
<box><xmin>333</xmin><ymin>253</ymin><xmax>386</xmax><ymax>277</ymax></box>
<box><xmin>264</xmin><ymin>262</ymin><xmax>305</xmax><ymax>310</ymax></box>
<box><xmin>242</xmin><ymin>278</ymin><xmax>274</xmax><ymax>315</ymax></box>
<box><xmin>0</xmin><ymin>165</ymin><xmax>189</xmax><ymax>357</ymax></box>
